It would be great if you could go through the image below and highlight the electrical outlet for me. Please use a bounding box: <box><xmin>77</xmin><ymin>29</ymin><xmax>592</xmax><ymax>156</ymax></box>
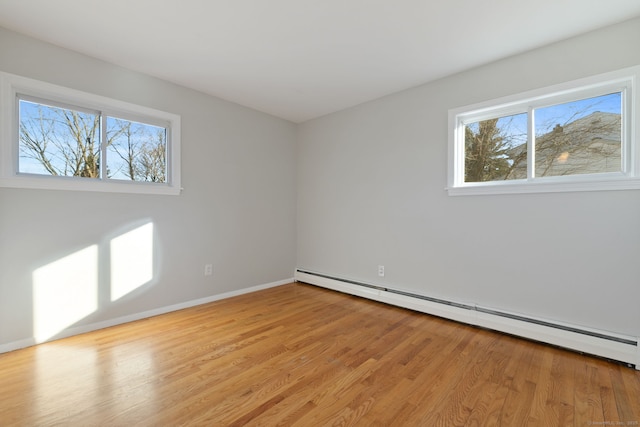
<box><xmin>378</xmin><ymin>265</ymin><xmax>385</xmax><ymax>277</ymax></box>
<box><xmin>204</xmin><ymin>264</ymin><xmax>213</xmax><ymax>276</ymax></box>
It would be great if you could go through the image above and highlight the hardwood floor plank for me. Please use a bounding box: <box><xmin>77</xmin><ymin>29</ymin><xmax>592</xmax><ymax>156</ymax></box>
<box><xmin>472</xmin><ymin>336</ymin><xmax>529</xmax><ymax>426</ymax></box>
<box><xmin>0</xmin><ymin>282</ymin><xmax>638</xmax><ymax>426</ymax></box>
<box><xmin>610</xmin><ymin>364</ymin><xmax>640</xmax><ymax>423</ymax></box>
<box><xmin>410</xmin><ymin>333</ymin><xmax>502</xmax><ymax>426</ymax></box>
<box><xmin>524</xmin><ymin>350</ymin><xmax>557</xmax><ymax>426</ymax></box>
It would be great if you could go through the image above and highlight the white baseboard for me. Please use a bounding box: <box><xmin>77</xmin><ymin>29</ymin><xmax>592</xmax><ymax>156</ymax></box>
<box><xmin>0</xmin><ymin>278</ymin><xmax>293</xmax><ymax>355</ymax></box>
<box><xmin>295</xmin><ymin>270</ymin><xmax>640</xmax><ymax>370</ymax></box>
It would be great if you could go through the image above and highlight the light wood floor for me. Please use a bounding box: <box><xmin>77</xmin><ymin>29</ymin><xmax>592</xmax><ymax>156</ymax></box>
<box><xmin>1</xmin><ymin>283</ymin><xmax>639</xmax><ymax>426</ymax></box>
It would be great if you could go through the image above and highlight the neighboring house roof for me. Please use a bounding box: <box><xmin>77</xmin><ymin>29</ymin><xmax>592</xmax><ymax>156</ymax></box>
<box><xmin>507</xmin><ymin>111</ymin><xmax>621</xmax><ymax>179</ymax></box>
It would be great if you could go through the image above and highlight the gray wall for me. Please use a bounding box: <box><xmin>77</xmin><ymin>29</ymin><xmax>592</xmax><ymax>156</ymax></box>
<box><xmin>2</xmin><ymin>16</ymin><xmax>639</xmax><ymax>349</ymax></box>
<box><xmin>297</xmin><ymin>17</ymin><xmax>640</xmax><ymax>337</ymax></box>
<box><xmin>0</xmin><ymin>27</ymin><xmax>297</xmax><ymax>346</ymax></box>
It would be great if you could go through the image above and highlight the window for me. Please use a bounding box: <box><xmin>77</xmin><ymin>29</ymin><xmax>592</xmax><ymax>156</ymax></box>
<box><xmin>1</xmin><ymin>72</ymin><xmax>181</xmax><ymax>195</ymax></box>
<box><xmin>448</xmin><ymin>66</ymin><xmax>639</xmax><ymax>195</ymax></box>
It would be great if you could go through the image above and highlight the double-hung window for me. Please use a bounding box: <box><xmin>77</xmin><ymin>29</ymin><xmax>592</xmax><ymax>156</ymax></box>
<box><xmin>1</xmin><ymin>72</ymin><xmax>181</xmax><ymax>195</ymax></box>
<box><xmin>447</xmin><ymin>66</ymin><xmax>639</xmax><ymax>195</ymax></box>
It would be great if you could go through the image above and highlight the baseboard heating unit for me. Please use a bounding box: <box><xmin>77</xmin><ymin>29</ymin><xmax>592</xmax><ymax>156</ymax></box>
<box><xmin>294</xmin><ymin>269</ymin><xmax>639</xmax><ymax>370</ymax></box>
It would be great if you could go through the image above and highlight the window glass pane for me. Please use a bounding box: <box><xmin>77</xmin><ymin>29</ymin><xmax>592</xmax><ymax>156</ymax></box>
<box><xmin>19</xmin><ymin>99</ymin><xmax>100</xmax><ymax>178</ymax></box>
<box><xmin>534</xmin><ymin>93</ymin><xmax>621</xmax><ymax>177</ymax></box>
<box><xmin>106</xmin><ymin>117</ymin><xmax>167</xmax><ymax>183</ymax></box>
<box><xmin>464</xmin><ymin>113</ymin><xmax>528</xmax><ymax>182</ymax></box>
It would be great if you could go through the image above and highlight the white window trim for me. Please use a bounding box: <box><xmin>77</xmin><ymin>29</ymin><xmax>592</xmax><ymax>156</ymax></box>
<box><xmin>0</xmin><ymin>72</ymin><xmax>181</xmax><ymax>195</ymax></box>
<box><xmin>447</xmin><ymin>65</ymin><xmax>640</xmax><ymax>196</ymax></box>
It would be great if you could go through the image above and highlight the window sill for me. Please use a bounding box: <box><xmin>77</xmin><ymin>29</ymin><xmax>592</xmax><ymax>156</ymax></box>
<box><xmin>446</xmin><ymin>176</ymin><xmax>640</xmax><ymax>196</ymax></box>
<box><xmin>0</xmin><ymin>175</ymin><xmax>182</xmax><ymax>195</ymax></box>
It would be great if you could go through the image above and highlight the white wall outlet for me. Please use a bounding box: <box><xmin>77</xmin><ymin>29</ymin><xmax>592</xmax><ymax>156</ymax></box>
<box><xmin>204</xmin><ymin>264</ymin><xmax>213</xmax><ymax>276</ymax></box>
<box><xmin>378</xmin><ymin>265</ymin><xmax>385</xmax><ymax>277</ymax></box>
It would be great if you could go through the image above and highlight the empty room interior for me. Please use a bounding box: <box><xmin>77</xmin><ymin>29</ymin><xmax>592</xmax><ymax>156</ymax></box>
<box><xmin>1</xmin><ymin>1</ymin><xmax>640</xmax><ymax>425</ymax></box>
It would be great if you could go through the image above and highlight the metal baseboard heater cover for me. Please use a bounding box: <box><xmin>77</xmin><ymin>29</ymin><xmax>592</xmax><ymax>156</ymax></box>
<box><xmin>294</xmin><ymin>269</ymin><xmax>639</xmax><ymax>369</ymax></box>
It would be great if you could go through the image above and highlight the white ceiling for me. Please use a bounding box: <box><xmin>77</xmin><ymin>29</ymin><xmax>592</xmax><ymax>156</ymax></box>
<box><xmin>1</xmin><ymin>1</ymin><xmax>639</xmax><ymax>123</ymax></box>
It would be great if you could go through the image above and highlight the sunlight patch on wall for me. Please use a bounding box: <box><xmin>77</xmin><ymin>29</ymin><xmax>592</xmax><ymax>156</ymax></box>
<box><xmin>33</xmin><ymin>245</ymin><xmax>98</xmax><ymax>343</ymax></box>
<box><xmin>110</xmin><ymin>222</ymin><xmax>154</xmax><ymax>302</ymax></box>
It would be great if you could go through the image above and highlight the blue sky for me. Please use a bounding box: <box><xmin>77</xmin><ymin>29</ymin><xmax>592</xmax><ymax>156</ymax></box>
<box><xmin>534</xmin><ymin>92</ymin><xmax>620</xmax><ymax>136</ymax></box>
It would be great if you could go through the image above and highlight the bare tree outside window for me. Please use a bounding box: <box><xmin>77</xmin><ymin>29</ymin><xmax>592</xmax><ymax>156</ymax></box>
<box><xmin>18</xmin><ymin>99</ymin><xmax>167</xmax><ymax>183</ymax></box>
<box><xmin>19</xmin><ymin>100</ymin><xmax>100</xmax><ymax>178</ymax></box>
<box><xmin>106</xmin><ymin>117</ymin><xmax>167</xmax><ymax>183</ymax></box>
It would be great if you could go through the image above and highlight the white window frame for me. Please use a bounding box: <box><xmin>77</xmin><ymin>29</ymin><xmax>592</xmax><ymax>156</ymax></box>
<box><xmin>447</xmin><ymin>65</ymin><xmax>639</xmax><ymax>196</ymax></box>
<box><xmin>0</xmin><ymin>72</ymin><xmax>181</xmax><ymax>195</ymax></box>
